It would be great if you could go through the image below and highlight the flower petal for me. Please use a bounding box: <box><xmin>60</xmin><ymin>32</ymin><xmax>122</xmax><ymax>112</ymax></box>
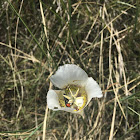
<box><xmin>47</xmin><ymin>90</ymin><xmax>61</xmax><ymax>110</ymax></box>
<box><xmin>85</xmin><ymin>77</ymin><xmax>103</xmax><ymax>102</ymax></box>
<box><xmin>50</xmin><ymin>64</ymin><xmax>88</xmax><ymax>88</ymax></box>
<box><xmin>60</xmin><ymin>108</ymin><xmax>84</xmax><ymax>116</ymax></box>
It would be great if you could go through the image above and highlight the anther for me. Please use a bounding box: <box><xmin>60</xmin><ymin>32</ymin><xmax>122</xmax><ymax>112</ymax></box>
<box><xmin>63</xmin><ymin>94</ymin><xmax>71</xmax><ymax>100</ymax></box>
<box><xmin>74</xmin><ymin>88</ymin><xmax>79</xmax><ymax>97</ymax></box>
<box><xmin>68</xmin><ymin>87</ymin><xmax>74</xmax><ymax>96</ymax></box>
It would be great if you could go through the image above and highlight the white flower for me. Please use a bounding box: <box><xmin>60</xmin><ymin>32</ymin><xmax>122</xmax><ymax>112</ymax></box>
<box><xmin>47</xmin><ymin>64</ymin><xmax>103</xmax><ymax>115</ymax></box>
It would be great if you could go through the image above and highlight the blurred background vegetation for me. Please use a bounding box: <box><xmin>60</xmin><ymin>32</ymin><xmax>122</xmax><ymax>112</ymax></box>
<box><xmin>0</xmin><ymin>0</ymin><xmax>140</xmax><ymax>139</ymax></box>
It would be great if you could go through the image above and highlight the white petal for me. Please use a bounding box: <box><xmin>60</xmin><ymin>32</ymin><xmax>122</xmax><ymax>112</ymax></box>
<box><xmin>60</xmin><ymin>108</ymin><xmax>84</xmax><ymax>116</ymax></box>
<box><xmin>85</xmin><ymin>77</ymin><xmax>103</xmax><ymax>102</ymax></box>
<box><xmin>47</xmin><ymin>90</ymin><xmax>61</xmax><ymax>110</ymax></box>
<box><xmin>56</xmin><ymin>107</ymin><xmax>84</xmax><ymax>115</ymax></box>
<box><xmin>60</xmin><ymin>107</ymin><xmax>77</xmax><ymax>113</ymax></box>
<box><xmin>50</xmin><ymin>64</ymin><xmax>88</xmax><ymax>88</ymax></box>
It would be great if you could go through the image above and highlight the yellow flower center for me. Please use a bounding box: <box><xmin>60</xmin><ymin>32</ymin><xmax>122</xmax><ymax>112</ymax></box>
<box><xmin>58</xmin><ymin>85</ymin><xmax>87</xmax><ymax>111</ymax></box>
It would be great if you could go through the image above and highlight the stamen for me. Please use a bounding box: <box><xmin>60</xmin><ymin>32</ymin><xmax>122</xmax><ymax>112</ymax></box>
<box><xmin>63</xmin><ymin>94</ymin><xmax>71</xmax><ymax>100</ymax></box>
<box><xmin>74</xmin><ymin>88</ymin><xmax>79</xmax><ymax>97</ymax></box>
<box><xmin>68</xmin><ymin>87</ymin><xmax>74</xmax><ymax>96</ymax></box>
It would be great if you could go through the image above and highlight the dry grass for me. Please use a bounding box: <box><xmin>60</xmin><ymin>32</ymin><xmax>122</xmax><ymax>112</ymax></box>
<box><xmin>0</xmin><ymin>0</ymin><xmax>140</xmax><ymax>140</ymax></box>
